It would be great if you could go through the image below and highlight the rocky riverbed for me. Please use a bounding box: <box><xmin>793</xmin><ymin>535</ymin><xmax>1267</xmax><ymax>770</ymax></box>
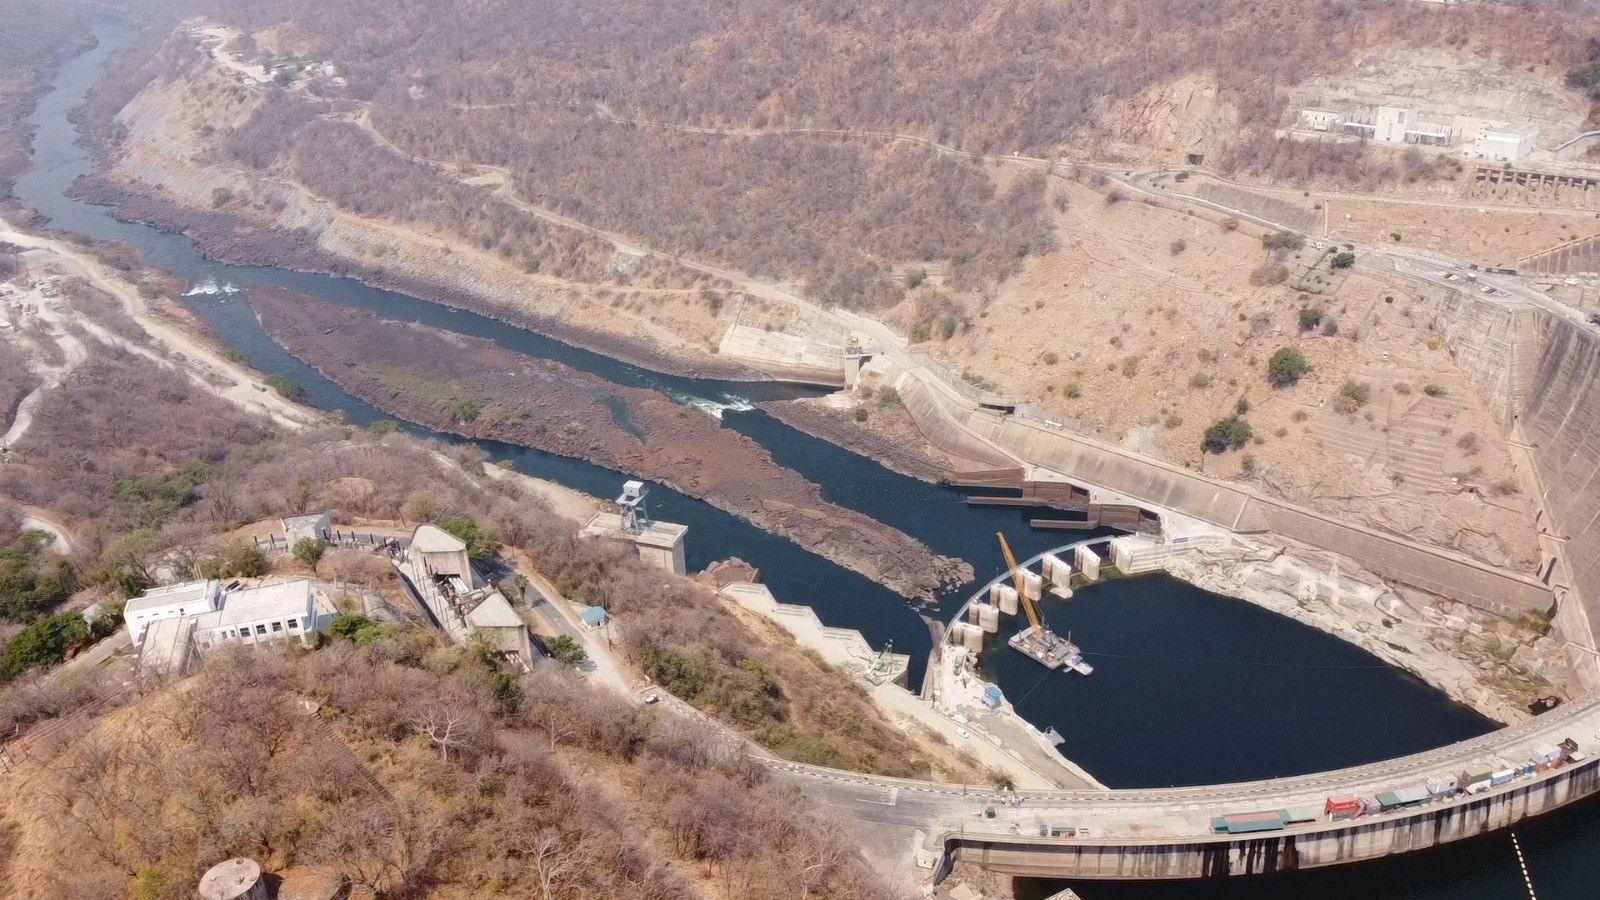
<box><xmin>252</xmin><ymin>288</ymin><xmax>972</xmax><ymax>599</ymax></box>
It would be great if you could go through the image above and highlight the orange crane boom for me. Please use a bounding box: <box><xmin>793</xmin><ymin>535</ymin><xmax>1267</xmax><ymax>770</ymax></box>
<box><xmin>996</xmin><ymin>532</ymin><xmax>1044</xmax><ymax>638</ymax></box>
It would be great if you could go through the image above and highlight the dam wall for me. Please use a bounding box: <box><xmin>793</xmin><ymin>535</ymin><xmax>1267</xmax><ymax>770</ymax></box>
<box><xmin>948</xmin><ymin>754</ymin><xmax>1600</xmax><ymax>880</ymax></box>
<box><xmin>1418</xmin><ymin>281</ymin><xmax>1600</xmax><ymax>633</ymax></box>
<box><xmin>877</xmin><ymin>356</ymin><xmax>1553</xmax><ymax>617</ymax></box>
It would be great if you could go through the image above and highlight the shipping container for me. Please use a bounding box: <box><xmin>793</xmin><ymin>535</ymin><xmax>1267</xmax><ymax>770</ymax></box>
<box><xmin>1324</xmin><ymin>795</ymin><xmax>1363</xmax><ymax>819</ymax></box>
<box><xmin>1491</xmin><ymin>769</ymin><xmax>1516</xmax><ymax>786</ymax></box>
<box><xmin>1532</xmin><ymin>745</ymin><xmax>1563</xmax><ymax>765</ymax></box>
<box><xmin>1223</xmin><ymin>811</ymin><xmax>1287</xmax><ymax>827</ymax></box>
<box><xmin>1377</xmin><ymin>786</ymin><xmax>1430</xmax><ymax>810</ymax></box>
<box><xmin>1281</xmin><ymin>805</ymin><xmax>1320</xmax><ymax>825</ymax></box>
<box><xmin>1426</xmin><ymin>778</ymin><xmax>1458</xmax><ymax>797</ymax></box>
<box><xmin>1223</xmin><ymin>818</ymin><xmax>1288</xmax><ymax>834</ymax></box>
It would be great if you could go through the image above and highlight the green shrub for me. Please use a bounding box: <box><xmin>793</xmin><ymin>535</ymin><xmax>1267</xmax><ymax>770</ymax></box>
<box><xmin>293</xmin><ymin>537</ymin><xmax>328</xmax><ymax>570</ymax></box>
<box><xmin>0</xmin><ymin>536</ymin><xmax>77</xmax><ymax>622</ymax></box>
<box><xmin>329</xmin><ymin>613</ymin><xmax>390</xmax><ymax>645</ymax></box>
<box><xmin>1</xmin><ymin>612</ymin><xmax>91</xmax><ymax>679</ymax></box>
<box><xmin>441</xmin><ymin>516</ymin><xmax>501</xmax><ymax>565</ymax></box>
<box><xmin>1332</xmin><ymin>251</ymin><xmax>1356</xmax><ymax>269</ymax></box>
<box><xmin>1267</xmin><ymin>347</ymin><xmax>1309</xmax><ymax>387</ymax></box>
<box><xmin>1423</xmin><ymin>384</ymin><xmax>1448</xmax><ymax>397</ymax></box>
<box><xmin>1298</xmin><ymin>306</ymin><xmax>1324</xmax><ymax>331</ymax></box>
<box><xmin>1202</xmin><ymin>416</ymin><xmax>1253</xmax><ymax>453</ymax></box>
<box><xmin>546</xmin><ymin>634</ymin><xmax>588</xmax><ymax>666</ymax></box>
<box><xmin>265</xmin><ymin>374</ymin><xmax>309</xmax><ymax>404</ymax></box>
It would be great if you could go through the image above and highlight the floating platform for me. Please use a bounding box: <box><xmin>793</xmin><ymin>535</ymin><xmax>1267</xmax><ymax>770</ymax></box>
<box><xmin>1009</xmin><ymin>627</ymin><xmax>1091</xmax><ymax>676</ymax></box>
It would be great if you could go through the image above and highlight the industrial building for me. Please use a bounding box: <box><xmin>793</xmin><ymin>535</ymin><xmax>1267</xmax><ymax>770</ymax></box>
<box><xmin>397</xmin><ymin>524</ymin><xmax>534</xmax><ymax>667</ymax></box>
<box><xmin>1296</xmin><ymin>104</ymin><xmax>1540</xmax><ymax>163</ymax></box>
<box><xmin>128</xmin><ymin>578</ymin><xmax>327</xmax><ymax>675</ymax></box>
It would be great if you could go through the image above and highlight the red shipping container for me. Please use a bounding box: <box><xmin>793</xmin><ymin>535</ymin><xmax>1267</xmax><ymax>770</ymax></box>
<box><xmin>1324</xmin><ymin>795</ymin><xmax>1362</xmax><ymax>819</ymax></box>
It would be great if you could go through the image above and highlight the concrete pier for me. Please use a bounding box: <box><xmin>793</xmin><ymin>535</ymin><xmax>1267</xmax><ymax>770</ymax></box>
<box><xmin>1075</xmin><ymin>545</ymin><xmax>1101</xmax><ymax>581</ymax></box>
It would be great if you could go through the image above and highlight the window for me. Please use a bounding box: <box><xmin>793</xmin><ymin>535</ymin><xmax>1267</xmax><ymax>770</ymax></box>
<box><xmin>286</xmin><ymin>619</ymin><xmax>300</xmax><ymax>630</ymax></box>
<box><xmin>255</xmin><ymin>624</ymin><xmax>267</xmax><ymax>636</ymax></box>
<box><xmin>271</xmin><ymin>621</ymin><xmax>283</xmax><ymax>633</ymax></box>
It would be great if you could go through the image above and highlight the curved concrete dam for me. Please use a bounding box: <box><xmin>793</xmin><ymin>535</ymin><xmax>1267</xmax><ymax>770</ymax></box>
<box><xmin>22</xmin><ymin>17</ymin><xmax>1600</xmax><ymax>896</ymax></box>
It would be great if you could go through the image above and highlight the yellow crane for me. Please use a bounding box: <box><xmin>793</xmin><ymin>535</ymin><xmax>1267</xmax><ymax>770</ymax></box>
<box><xmin>996</xmin><ymin>531</ymin><xmax>1044</xmax><ymax>639</ymax></box>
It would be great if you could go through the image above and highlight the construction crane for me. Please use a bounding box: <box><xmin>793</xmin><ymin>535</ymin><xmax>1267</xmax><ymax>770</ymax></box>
<box><xmin>997</xmin><ymin>531</ymin><xmax>1044</xmax><ymax>639</ymax></box>
<box><xmin>997</xmin><ymin>532</ymin><xmax>1093</xmax><ymax>675</ymax></box>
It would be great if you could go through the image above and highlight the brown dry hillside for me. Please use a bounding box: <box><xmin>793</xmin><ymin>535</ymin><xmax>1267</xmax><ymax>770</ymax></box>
<box><xmin>0</xmin><ymin>648</ymin><xmax>900</xmax><ymax>899</ymax></box>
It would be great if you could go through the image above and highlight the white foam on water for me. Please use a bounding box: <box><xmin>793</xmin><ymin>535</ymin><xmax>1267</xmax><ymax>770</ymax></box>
<box><xmin>182</xmin><ymin>278</ymin><xmax>241</xmax><ymax>297</ymax></box>
<box><xmin>671</xmin><ymin>391</ymin><xmax>753</xmax><ymax>420</ymax></box>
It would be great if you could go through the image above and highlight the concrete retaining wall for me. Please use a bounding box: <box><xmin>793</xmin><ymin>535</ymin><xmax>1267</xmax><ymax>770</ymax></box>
<box><xmin>877</xmin><ymin>355</ymin><xmax>1552</xmax><ymax>618</ymax></box>
<box><xmin>1422</xmin><ymin>283</ymin><xmax>1600</xmax><ymax>631</ymax></box>
<box><xmin>950</xmin><ymin>755</ymin><xmax>1600</xmax><ymax>879</ymax></box>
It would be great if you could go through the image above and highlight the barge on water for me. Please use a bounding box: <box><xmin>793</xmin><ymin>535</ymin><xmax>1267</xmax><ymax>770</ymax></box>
<box><xmin>1008</xmin><ymin>626</ymin><xmax>1094</xmax><ymax>675</ymax></box>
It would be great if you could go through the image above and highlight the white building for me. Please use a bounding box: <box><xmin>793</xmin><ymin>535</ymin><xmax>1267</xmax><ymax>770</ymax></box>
<box><xmin>1299</xmin><ymin>108</ymin><xmax>1346</xmax><ymax>132</ymax></box>
<box><xmin>128</xmin><ymin>578</ymin><xmax>325</xmax><ymax>675</ymax></box>
<box><xmin>1464</xmin><ymin>122</ymin><xmax>1540</xmax><ymax>164</ymax></box>
<box><xmin>281</xmin><ymin>511</ymin><xmax>331</xmax><ymax>544</ymax></box>
<box><xmin>124</xmin><ymin>579</ymin><xmax>222</xmax><ymax>644</ymax></box>
<box><xmin>191</xmin><ymin>579</ymin><xmax>318</xmax><ymax>649</ymax></box>
<box><xmin>1375</xmin><ymin>105</ymin><xmax>1413</xmax><ymax>144</ymax></box>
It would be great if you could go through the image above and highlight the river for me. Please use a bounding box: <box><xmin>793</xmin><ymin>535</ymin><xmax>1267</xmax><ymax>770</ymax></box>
<box><xmin>16</xmin><ymin>18</ymin><xmax>1600</xmax><ymax>897</ymax></box>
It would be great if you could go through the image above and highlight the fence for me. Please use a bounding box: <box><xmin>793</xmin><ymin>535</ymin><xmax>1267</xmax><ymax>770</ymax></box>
<box><xmin>252</xmin><ymin>530</ymin><xmax>403</xmax><ymax>553</ymax></box>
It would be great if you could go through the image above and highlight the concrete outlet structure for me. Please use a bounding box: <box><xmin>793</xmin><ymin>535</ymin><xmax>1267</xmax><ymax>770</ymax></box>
<box><xmin>582</xmin><ymin>511</ymin><xmax>689</xmax><ymax>577</ymax></box>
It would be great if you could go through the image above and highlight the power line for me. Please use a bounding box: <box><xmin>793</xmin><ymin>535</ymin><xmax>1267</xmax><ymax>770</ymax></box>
<box><xmin>1078</xmin><ymin>648</ymin><xmax>1397</xmax><ymax>671</ymax></box>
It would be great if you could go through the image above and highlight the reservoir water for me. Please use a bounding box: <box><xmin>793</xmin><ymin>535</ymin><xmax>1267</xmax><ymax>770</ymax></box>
<box><xmin>18</xmin><ymin>19</ymin><xmax>1600</xmax><ymax>897</ymax></box>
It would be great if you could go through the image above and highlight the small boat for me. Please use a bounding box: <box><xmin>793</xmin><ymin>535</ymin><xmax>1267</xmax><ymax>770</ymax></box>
<box><xmin>1066</xmin><ymin>654</ymin><xmax>1094</xmax><ymax>676</ymax></box>
<box><xmin>1044</xmin><ymin>726</ymin><xmax>1065</xmax><ymax>746</ymax></box>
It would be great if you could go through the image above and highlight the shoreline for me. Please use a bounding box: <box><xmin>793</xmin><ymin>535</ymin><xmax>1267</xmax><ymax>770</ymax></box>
<box><xmin>250</xmin><ymin>288</ymin><xmax>973</xmax><ymax>600</ymax></box>
<box><xmin>69</xmin><ymin>173</ymin><xmax>828</xmax><ymax>387</ymax></box>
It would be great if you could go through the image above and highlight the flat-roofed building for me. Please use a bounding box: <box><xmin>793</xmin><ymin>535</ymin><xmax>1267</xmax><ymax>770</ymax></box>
<box><xmin>191</xmin><ymin>579</ymin><xmax>318</xmax><ymax>649</ymax></box>
<box><xmin>281</xmin><ymin>511</ymin><xmax>331</xmax><ymax>544</ymax></box>
<box><xmin>1464</xmin><ymin>122</ymin><xmax>1541</xmax><ymax>164</ymax></box>
<box><xmin>124</xmin><ymin>579</ymin><xmax>221</xmax><ymax>644</ymax></box>
<box><xmin>131</xmin><ymin>578</ymin><xmax>327</xmax><ymax>675</ymax></box>
<box><xmin>1299</xmin><ymin>108</ymin><xmax>1345</xmax><ymax>132</ymax></box>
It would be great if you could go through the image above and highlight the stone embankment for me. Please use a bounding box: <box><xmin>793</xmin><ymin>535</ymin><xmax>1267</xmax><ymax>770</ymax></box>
<box><xmin>252</xmin><ymin>289</ymin><xmax>971</xmax><ymax>599</ymax></box>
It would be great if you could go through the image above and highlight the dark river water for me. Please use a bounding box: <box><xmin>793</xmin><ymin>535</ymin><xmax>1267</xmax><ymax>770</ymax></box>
<box><xmin>18</xmin><ymin>18</ymin><xmax>1600</xmax><ymax>897</ymax></box>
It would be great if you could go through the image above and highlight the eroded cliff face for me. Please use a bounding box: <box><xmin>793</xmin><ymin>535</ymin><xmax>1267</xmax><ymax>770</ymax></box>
<box><xmin>1429</xmin><ymin>281</ymin><xmax>1600</xmax><ymax>643</ymax></box>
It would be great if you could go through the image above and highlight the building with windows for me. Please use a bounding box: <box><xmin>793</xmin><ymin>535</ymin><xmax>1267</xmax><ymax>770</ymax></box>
<box><xmin>129</xmin><ymin>578</ymin><xmax>325</xmax><ymax>675</ymax></box>
<box><xmin>190</xmin><ymin>579</ymin><xmax>318</xmax><ymax>650</ymax></box>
